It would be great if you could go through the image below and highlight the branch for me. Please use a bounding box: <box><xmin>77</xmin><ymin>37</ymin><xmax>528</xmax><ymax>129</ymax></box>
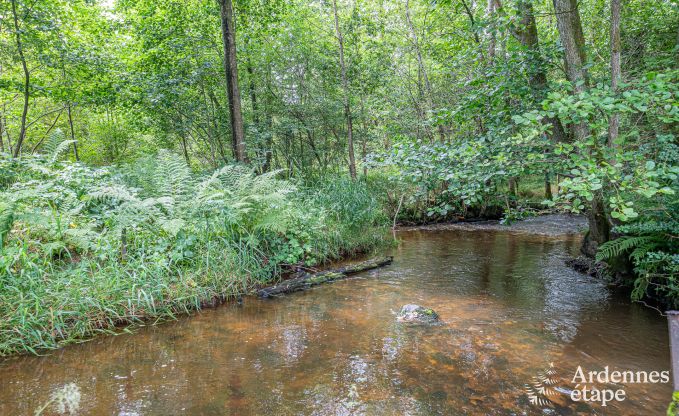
<box><xmin>30</xmin><ymin>110</ymin><xmax>63</xmax><ymax>154</ymax></box>
<box><xmin>25</xmin><ymin>105</ymin><xmax>68</xmax><ymax>131</ymax></box>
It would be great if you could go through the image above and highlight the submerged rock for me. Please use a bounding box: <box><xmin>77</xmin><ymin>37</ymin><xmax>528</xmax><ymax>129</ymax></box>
<box><xmin>396</xmin><ymin>304</ymin><xmax>440</xmax><ymax>324</ymax></box>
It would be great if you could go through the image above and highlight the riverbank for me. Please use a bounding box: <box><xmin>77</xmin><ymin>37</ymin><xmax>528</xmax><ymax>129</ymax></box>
<box><xmin>0</xmin><ymin>155</ymin><xmax>389</xmax><ymax>357</ymax></box>
<box><xmin>398</xmin><ymin>214</ymin><xmax>587</xmax><ymax>237</ymax></box>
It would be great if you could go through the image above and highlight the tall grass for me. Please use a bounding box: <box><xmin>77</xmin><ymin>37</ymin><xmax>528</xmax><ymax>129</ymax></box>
<box><xmin>0</xmin><ymin>151</ymin><xmax>388</xmax><ymax>356</ymax></box>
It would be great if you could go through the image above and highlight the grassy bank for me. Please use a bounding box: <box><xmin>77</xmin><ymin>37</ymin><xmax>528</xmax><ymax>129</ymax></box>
<box><xmin>0</xmin><ymin>151</ymin><xmax>388</xmax><ymax>356</ymax></box>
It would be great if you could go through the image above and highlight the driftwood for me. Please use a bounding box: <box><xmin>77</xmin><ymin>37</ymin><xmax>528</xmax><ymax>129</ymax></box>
<box><xmin>257</xmin><ymin>256</ymin><xmax>393</xmax><ymax>298</ymax></box>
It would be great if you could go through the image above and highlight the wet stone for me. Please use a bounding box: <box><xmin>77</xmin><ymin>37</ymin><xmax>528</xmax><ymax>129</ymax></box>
<box><xmin>396</xmin><ymin>304</ymin><xmax>440</xmax><ymax>324</ymax></box>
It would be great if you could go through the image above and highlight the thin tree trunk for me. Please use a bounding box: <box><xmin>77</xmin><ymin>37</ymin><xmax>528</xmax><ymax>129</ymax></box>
<box><xmin>608</xmin><ymin>0</ymin><xmax>621</xmax><ymax>148</ymax></box>
<box><xmin>405</xmin><ymin>0</ymin><xmax>444</xmax><ymax>141</ymax></box>
<box><xmin>246</xmin><ymin>51</ymin><xmax>266</xmax><ymax>169</ymax></box>
<box><xmin>262</xmin><ymin>65</ymin><xmax>275</xmax><ymax>172</ymax></box>
<box><xmin>0</xmin><ymin>22</ymin><xmax>4</xmax><ymax>154</ymax></box>
<box><xmin>516</xmin><ymin>0</ymin><xmax>567</xmax><ymax>143</ymax></box>
<box><xmin>206</xmin><ymin>90</ymin><xmax>230</xmax><ymax>163</ymax></box>
<box><xmin>0</xmin><ymin>110</ymin><xmax>4</xmax><ymax>153</ymax></box>
<box><xmin>516</xmin><ymin>0</ymin><xmax>566</xmax><ymax>199</ymax></box>
<box><xmin>460</xmin><ymin>0</ymin><xmax>481</xmax><ymax>44</ymax></box>
<box><xmin>66</xmin><ymin>102</ymin><xmax>79</xmax><ymax>161</ymax></box>
<box><xmin>11</xmin><ymin>0</ymin><xmax>29</xmax><ymax>158</ymax></box>
<box><xmin>181</xmin><ymin>136</ymin><xmax>190</xmax><ymax>165</ymax></box>
<box><xmin>332</xmin><ymin>0</ymin><xmax>357</xmax><ymax>179</ymax></box>
<box><xmin>218</xmin><ymin>0</ymin><xmax>247</xmax><ymax>163</ymax></box>
<box><xmin>246</xmin><ymin>55</ymin><xmax>259</xmax><ymax>125</ymax></box>
<box><xmin>485</xmin><ymin>0</ymin><xmax>496</xmax><ymax>61</ymax></box>
<box><xmin>30</xmin><ymin>111</ymin><xmax>62</xmax><ymax>153</ymax></box>
<box><xmin>545</xmin><ymin>172</ymin><xmax>553</xmax><ymax>199</ymax></box>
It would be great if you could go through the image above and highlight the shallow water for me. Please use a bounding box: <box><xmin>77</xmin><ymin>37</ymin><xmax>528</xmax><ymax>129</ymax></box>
<box><xmin>0</xmin><ymin>228</ymin><xmax>672</xmax><ymax>415</ymax></box>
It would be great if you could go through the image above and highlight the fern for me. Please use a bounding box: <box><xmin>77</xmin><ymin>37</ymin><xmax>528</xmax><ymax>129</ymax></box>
<box><xmin>153</xmin><ymin>150</ymin><xmax>192</xmax><ymax>208</ymax></box>
<box><xmin>42</xmin><ymin>129</ymin><xmax>76</xmax><ymax>163</ymax></box>
<box><xmin>595</xmin><ymin>236</ymin><xmax>657</xmax><ymax>262</ymax></box>
<box><xmin>44</xmin><ymin>129</ymin><xmax>66</xmax><ymax>157</ymax></box>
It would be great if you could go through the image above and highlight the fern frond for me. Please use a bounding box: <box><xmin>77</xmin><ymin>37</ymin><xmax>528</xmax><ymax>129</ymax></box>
<box><xmin>50</xmin><ymin>140</ymin><xmax>77</xmax><ymax>163</ymax></box>
<box><xmin>44</xmin><ymin>129</ymin><xmax>66</xmax><ymax>157</ymax></box>
<box><xmin>596</xmin><ymin>236</ymin><xmax>655</xmax><ymax>262</ymax></box>
<box><xmin>153</xmin><ymin>150</ymin><xmax>192</xmax><ymax>206</ymax></box>
<box><xmin>89</xmin><ymin>185</ymin><xmax>139</xmax><ymax>203</ymax></box>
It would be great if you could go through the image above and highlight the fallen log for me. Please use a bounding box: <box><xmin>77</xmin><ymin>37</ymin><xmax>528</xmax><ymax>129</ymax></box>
<box><xmin>257</xmin><ymin>256</ymin><xmax>393</xmax><ymax>298</ymax></box>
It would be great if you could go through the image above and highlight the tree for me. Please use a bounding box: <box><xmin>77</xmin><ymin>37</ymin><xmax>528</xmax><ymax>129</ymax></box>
<box><xmin>515</xmin><ymin>0</ymin><xmax>567</xmax><ymax>198</ymax></box>
<box><xmin>332</xmin><ymin>0</ymin><xmax>357</xmax><ymax>179</ymax></box>
<box><xmin>405</xmin><ymin>0</ymin><xmax>443</xmax><ymax>141</ymax></box>
<box><xmin>553</xmin><ymin>0</ymin><xmax>610</xmax><ymax>256</ymax></box>
<box><xmin>218</xmin><ymin>0</ymin><xmax>247</xmax><ymax>163</ymax></box>
<box><xmin>10</xmin><ymin>0</ymin><xmax>29</xmax><ymax>158</ymax></box>
<box><xmin>608</xmin><ymin>0</ymin><xmax>621</xmax><ymax>148</ymax></box>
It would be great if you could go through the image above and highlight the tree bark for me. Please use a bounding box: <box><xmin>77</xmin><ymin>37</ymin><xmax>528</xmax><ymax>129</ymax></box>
<box><xmin>332</xmin><ymin>0</ymin><xmax>357</xmax><ymax>179</ymax></box>
<box><xmin>553</xmin><ymin>0</ymin><xmax>610</xmax><ymax>256</ymax></box>
<box><xmin>10</xmin><ymin>0</ymin><xmax>29</xmax><ymax>158</ymax></box>
<box><xmin>257</xmin><ymin>256</ymin><xmax>393</xmax><ymax>298</ymax></box>
<box><xmin>218</xmin><ymin>0</ymin><xmax>247</xmax><ymax>163</ymax></box>
<box><xmin>516</xmin><ymin>0</ymin><xmax>567</xmax><ymax>199</ymax></box>
<box><xmin>552</xmin><ymin>0</ymin><xmax>589</xmax><ymax>141</ymax></box>
<box><xmin>608</xmin><ymin>0</ymin><xmax>621</xmax><ymax>148</ymax></box>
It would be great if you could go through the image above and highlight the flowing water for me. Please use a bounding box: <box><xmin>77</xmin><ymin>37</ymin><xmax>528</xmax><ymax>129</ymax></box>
<box><xmin>0</xmin><ymin>221</ymin><xmax>672</xmax><ymax>415</ymax></box>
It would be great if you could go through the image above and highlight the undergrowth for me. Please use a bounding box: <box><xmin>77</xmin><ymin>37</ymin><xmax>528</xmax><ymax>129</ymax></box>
<box><xmin>0</xmin><ymin>147</ymin><xmax>388</xmax><ymax>356</ymax></box>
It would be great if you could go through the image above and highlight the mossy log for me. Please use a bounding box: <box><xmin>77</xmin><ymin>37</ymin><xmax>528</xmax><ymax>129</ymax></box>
<box><xmin>257</xmin><ymin>256</ymin><xmax>393</xmax><ymax>298</ymax></box>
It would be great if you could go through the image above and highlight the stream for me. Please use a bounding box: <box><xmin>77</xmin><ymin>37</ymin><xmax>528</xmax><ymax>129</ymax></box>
<box><xmin>0</xmin><ymin>216</ymin><xmax>672</xmax><ymax>415</ymax></box>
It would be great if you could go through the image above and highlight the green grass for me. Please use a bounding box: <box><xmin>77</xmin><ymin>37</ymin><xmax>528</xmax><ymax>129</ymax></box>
<box><xmin>0</xmin><ymin>153</ymin><xmax>389</xmax><ymax>356</ymax></box>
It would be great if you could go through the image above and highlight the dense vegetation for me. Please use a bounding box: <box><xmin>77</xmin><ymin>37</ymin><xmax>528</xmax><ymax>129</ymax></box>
<box><xmin>0</xmin><ymin>0</ymin><xmax>677</xmax><ymax>355</ymax></box>
<box><xmin>0</xmin><ymin>148</ymin><xmax>387</xmax><ymax>355</ymax></box>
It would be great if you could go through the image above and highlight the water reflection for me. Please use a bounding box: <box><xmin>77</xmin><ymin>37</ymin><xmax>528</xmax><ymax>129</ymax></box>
<box><xmin>0</xmin><ymin>229</ymin><xmax>671</xmax><ymax>415</ymax></box>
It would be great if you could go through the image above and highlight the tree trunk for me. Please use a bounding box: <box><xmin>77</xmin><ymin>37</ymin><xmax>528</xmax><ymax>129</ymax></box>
<box><xmin>516</xmin><ymin>0</ymin><xmax>567</xmax><ymax>198</ymax></box>
<box><xmin>11</xmin><ymin>0</ymin><xmax>29</xmax><ymax>158</ymax></box>
<box><xmin>257</xmin><ymin>256</ymin><xmax>393</xmax><ymax>298</ymax></box>
<box><xmin>0</xmin><ymin>23</ymin><xmax>4</xmax><ymax>154</ymax></box>
<box><xmin>332</xmin><ymin>0</ymin><xmax>357</xmax><ymax>179</ymax></box>
<box><xmin>181</xmin><ymin>136</ymin><xmax>190</xmax><ymax>165</ymax></box>
<box><xmin>218</xmin><ymin>0</ymin><xmax>247</xmax><ymax>163</ymax></box>
<box><xmin>245</xmin><ymin>46</ymin><xmax>259</xmax><ymax>126</ymax></box>
<box><xmin>485</xmin><ymin>0</ymin><xmax>496</xmax><ymax>61</ymax></box>
<box><xmin>517</xmin><ymin>0</ymin><xmax>568</xmax><ymax>143</ymax></box>
<box><xmin>66</xmin><ymin>102</ymin><xmax>79</xmax><ymax>161</ymax></box>
<box><xmin>553</xmin><ymin>0</ymin><xmax>588</xmax><ymax>141</ymax></box>
<box><xmin>553</xmin><ymin>0</ymin><xmax>610</xmax><ymax>256</ymax></box>
<box><xmin>608</xmin><ymin>0</ymin><xmax>621</xmax><ymax>148</ymax></box>
<box><xmin>405</xmin><ymin>0</ymin><xmax>444</xmax><ymax>141</ymax></box>
<box><xmin>0</xmin><ymin>108</ymin><xmax>4</xmax><ymax>153</ymax></box>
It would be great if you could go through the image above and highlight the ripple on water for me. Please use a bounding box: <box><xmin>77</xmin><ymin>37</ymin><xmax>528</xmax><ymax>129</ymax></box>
<box><xmin>0</xmin><ymin>224</ymin><xmax>671</xmax><ymax>415</ymax></box>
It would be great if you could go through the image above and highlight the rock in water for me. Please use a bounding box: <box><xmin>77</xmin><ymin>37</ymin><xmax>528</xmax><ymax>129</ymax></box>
<box><xmin>396</xmin><ymin>304</ymin><xmax>440</xmax><ymax>324</ymax></box>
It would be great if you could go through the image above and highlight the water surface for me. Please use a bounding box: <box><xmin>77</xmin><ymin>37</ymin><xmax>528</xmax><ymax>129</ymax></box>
<box><xmin>0</xmin><ymin>227</ymin><xmax>671</xmax><ymax>415</ymax></box>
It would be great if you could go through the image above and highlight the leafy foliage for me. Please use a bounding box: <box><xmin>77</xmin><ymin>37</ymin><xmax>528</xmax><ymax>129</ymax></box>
<box><xmin>0</xmin><ymin>152</ymin><xmax>387</xmax><ymax>355</ymax></box>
